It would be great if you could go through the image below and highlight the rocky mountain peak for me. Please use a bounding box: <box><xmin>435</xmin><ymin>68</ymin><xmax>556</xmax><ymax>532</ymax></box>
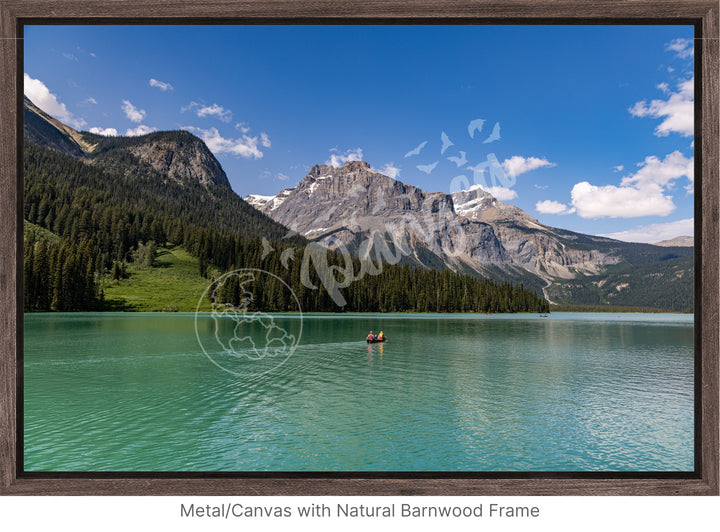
<box><xmin>341</xmin><ymin>160</ymin><xmax>371</xmax><ymax>172</ymax></box>
<box><xmin>451</xmin><ymin>185</ymin><xmax>539</xmax><ymax>226</ymax></box>
<box><xmin>307</xmin><ymin>163</ymin><xmax>331</xmax><ymax>178</ymax></box>
<box><xmin>306</xmin><ymin>160</ymin><xmax>375</xmax><ymax>180</ymax></box>
<box><xmin>296</xmin><ymin>160</ymin><xmax>401</xmax><ymax>199</ymax></box>
<box><xmin>451</xmin><ymin>186</ymin><xmax>496</xmax><ymax>219</ymax></box>
<box><xmin>244</xmin><ymin>163</ymin><xmax>632</xmax><ymax>297</ymax></box>
<box><xmin>120</xmin><ymin>131</ymin><xmax>231</xmax><ymax>188</ymax></box>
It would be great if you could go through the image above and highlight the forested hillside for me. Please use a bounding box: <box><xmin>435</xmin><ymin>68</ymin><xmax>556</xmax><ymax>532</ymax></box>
<box><xmin>23</xmin><ymin>144</ymin><xmax>549</xmax><ymax>314</ymax></box>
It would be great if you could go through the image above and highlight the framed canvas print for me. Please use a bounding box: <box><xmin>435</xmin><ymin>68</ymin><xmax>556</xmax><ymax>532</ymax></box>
<box><xmin>0</xmin><ymin>0</ymin><xmax>717</xmax><ymax>496</ymax></box>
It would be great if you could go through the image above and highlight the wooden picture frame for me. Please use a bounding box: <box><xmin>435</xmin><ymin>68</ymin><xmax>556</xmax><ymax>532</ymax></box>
<box><xmin>1</xmin><ymin>0</ymin><xmax>717</xmax><ymax>496</ymax></box>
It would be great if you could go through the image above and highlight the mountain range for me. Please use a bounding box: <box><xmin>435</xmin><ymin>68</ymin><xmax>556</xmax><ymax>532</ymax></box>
<box><xmin>247</xmin><ymin>161</ymin><xmax>694</xmax><ymax>311</ymax></box>
<box><xmin>23</xmin><ymin>96</ymin><xmax>693</xmax><ymax>311</ymax></box>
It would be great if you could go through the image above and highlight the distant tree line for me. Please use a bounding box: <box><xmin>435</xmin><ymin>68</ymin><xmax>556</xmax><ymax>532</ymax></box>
<box><xmin>216</xmin><ymin>256</ymin><xmax>549</xmax><ymax>314</ymax></box>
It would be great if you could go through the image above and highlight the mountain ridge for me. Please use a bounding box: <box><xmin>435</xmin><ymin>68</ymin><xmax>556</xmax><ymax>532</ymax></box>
<box><xmin>653</xmin><ymin>236</ymin><xmax>694</xmax><ymax>247</ymax></box>
<box><xmin>247</xmin><ymin>161</ymin><xmax>694</xmax><ymax>311</ymax></box>
<box><xmin>24</xmin><ymin>96</ymin><xmax>231</xmax><ymax>188</ymax></box>
<box><xmin>245</xmin><ymin>160</ymin><xmax>621</xmax><ymax>281</ymax></box>
<box><xmin>24</xmin><ymin>96</ymin><xmax>94</xmax><ymax>158</ymax></box>
<box><xmin>22</xmin><ymin>96</ymin><xmax>302</xmax><ymax>247</ymax></box>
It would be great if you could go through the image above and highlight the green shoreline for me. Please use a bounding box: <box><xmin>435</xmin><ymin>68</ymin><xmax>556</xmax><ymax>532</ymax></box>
<box><xmin>549</xmin><ymin>304</ymin><xmax>692</xmax><ymax>314</ymax></box>
<box><xmin>24</xmin><ymin>235</ymin><xmax>691</xmax><ymax>315</ymax></box>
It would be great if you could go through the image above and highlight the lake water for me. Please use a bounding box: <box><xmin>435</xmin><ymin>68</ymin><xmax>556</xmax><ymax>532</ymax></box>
<box><xmin>23</xmin><ymin>312</ymin><xmax>694</xmax><ymax>472</ymax></box>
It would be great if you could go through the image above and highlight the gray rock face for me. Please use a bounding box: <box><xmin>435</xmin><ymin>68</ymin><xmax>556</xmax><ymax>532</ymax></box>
<box><xmin>277</xmin><ymin>160</ymin><xmax>437</xmax><ymax>232</ymax></box>
<box><xmin>124</xmin><ymin>132</ymin><xmax>230</xmax><ymax>187</ymax></box>
<box><xmin>451</xmin><ymin>185</ymin><xmax>538</xmax><ymax>225</ymax></box>
<box><xmin>246</xmin><ymin>160</ymin><xmax>619</xmax><ymax>281</ymax></box>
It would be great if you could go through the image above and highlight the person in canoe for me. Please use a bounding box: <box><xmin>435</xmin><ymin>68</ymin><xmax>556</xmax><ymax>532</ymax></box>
<box><xmin>366</xmin><ymin>331</ymin><xmax>386</xmax><ymax>342</ymax></box>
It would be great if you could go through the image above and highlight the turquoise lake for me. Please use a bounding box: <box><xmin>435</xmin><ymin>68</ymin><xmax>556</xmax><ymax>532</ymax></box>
<box><xmin>23</xmin><ymin>312</ymin><xmax>694</xmax><ymax>472</ymax></box>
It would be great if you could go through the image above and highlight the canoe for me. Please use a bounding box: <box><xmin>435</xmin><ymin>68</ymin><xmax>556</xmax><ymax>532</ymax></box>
<box><xmin>366</xmin><ymin>337</ymin><xmax>386</xmax><ymax>343</ymax></box>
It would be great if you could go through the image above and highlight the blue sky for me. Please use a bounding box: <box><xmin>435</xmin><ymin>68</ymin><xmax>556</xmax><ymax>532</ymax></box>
<box><xmin>24</xmin><ymin>25</ymin><xmax>694</xmax><ymax>242</ymax></box>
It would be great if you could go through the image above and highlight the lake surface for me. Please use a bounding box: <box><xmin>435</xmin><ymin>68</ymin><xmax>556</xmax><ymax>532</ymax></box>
<box><xmin>23</xmin><ymin>312</ymin><xmax>694</xmax><ymax>472</ymax></box>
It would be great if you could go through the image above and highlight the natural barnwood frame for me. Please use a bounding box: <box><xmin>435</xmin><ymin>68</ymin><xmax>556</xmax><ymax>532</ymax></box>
<box><xmin>0</xmin><ymin>0</ymin><xmax>717</xmax><ymax>496</ymax></box>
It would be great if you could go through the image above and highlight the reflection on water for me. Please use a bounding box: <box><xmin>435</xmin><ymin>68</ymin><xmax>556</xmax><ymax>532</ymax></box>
<box><xmin>24</xmin><ymin>312</ymin><xmax>694</xmax><ymax>472</ymax></box>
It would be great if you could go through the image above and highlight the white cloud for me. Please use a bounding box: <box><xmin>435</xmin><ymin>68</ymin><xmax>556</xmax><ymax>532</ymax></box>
<box><xmin>571</xmin><ymin>181</ymin><xmax>675</xmax><ymax>219</ymax></box>
<box><xmin>501</xmin><ymin>156</ymin><xmax>556</xmax><ymax>177</ymax></box>
<box><xmin>197</xmin><ymin>104</ymin><xmax>232</xmax><ymax>122</ymax></box>
<box><xmin>622</xmin><ymin>150</ymin><xmax>693</xmax><ymax>189</ymax></box>
<box><xmin>183</xmin><ymin>126</ymin><xmax>266</xmax><ymax>159</ymax></box>
<box><xmin>260</xmin><ymin>132</ymin><xmax>271</xmax><ymax>148</ymax></box>
<box><xmin>236</xmin><ymin>122</ymin><xmax>251</xmax><ymax>134</ymax></box>
<box><xmin>121</xmin><ymin>99</ymin><xmax>146</xmax><ymax>123</ymax></box>
<box><xmin>569</xmin><ymin>151</ymin><xmax>693</xmax><ymax>219</ymax></box>
<box><xmin>125</xmin><ymin>125</ymin><xmax>157</xmax><ymax>136</ymax></box>
<box><xmin>612</xmin><ymin>165</ymin><xmax>624</xmax><ymax>172</ymax></box>
<box><xmin>326</xmin><ymin>147</ymin><xmax>364</xmax><ymax>167</ymax></box>
<box><xmin>629</xmin><ymin>77</ymin><xmax>694</xmax><ymax>137</ymax></box>
<box><xmin>599</xmin><ymin>218</ymin><xmax>694</xmax><ymax>244</ymax></box>
<box><xmin>84</xmin><ymin>97</ymin><xmax>98</xmax><ymax>105</ymax></box>
<box><xmin>149</xmin><ymin>78</ymin><xmax>174</xmax><ymax>91</ymax></box>
<box><xmin>477</xmin><ymin>185</ymin><xmax>518</xmax><ymax>202</ymax></box>
<box><xmin>276</xmin><ymin>173</ymin><xmax>289</xmax><ymax>181</ymax></box>
<box><xmin>665</xmin><ymin>38</ymin><xmax>694</xmax><ymax>59</ymax></box>
<box><xmin>377</xmin><ymin>163</ymin><xmax>400</xmax><ymax>179</ymax></box>
<box><xmin>89</xmin><ymin>127</ymin><xmax>118</xmax><ymax>136</ymax></box>
<box><xmin>24</xmin><ymin>73</ymin><xmax>87</xmax><ymax>129</ymax></box>
<box><xmin>184</xmin><ymin>102</ymin><xmax>233</xmax><ymax>122</ymax></box>
<box><xmin>25</xmin><ymin>74</ymin><xmax>64</xmax><ymax>118</ymax></box>
<box><xmin>536</xmin><ymin>200</ymin><xmax>575</xmax><ymax>215</ymax></box>
<box><xmin>24</xmin><ymin>74</ymin><xmax>69</xmax><ymax>118</ymax></box>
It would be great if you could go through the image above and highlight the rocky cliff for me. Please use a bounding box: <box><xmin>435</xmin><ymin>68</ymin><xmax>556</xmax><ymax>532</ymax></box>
<box><xmin>246</xmin><ymin>161</ymin><xmax>619</xmax><ymax>281</ymax></box>
<box><xmin>247</xmin><ymin>160</ymin><xmax>694</xmax><ymax>309</ymax></box>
